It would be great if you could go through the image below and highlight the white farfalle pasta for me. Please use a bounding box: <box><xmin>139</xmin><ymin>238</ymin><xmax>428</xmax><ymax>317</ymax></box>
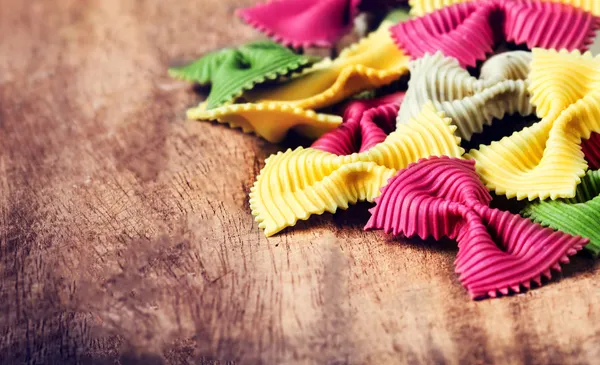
<box><xmin>396</xmin><ymin>51</ymin><xmax>533</xmax><ymax>141</ymax></box>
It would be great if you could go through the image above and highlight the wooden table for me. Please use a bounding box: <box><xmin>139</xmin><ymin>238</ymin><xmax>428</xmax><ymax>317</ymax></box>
<box><xmin>2</xmin><ymin>1</ymin><xmax>600</xmax><ymax>364</ymax></box>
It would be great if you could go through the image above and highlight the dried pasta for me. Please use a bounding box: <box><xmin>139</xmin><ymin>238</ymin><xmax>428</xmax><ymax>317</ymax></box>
<box><xmin>467</xmin><ymin>48</ymin><xmax>600</xmax><ymax>201</ymax></box>
<box><xmin>409</xmin><ymin>0</ymin><xmax>600</xmax><ymax>16</ymax></box>
<box><xmin>186</xmin><ymin>102</ymin><xmax>341</xmax><ymax>143</ymax></box>
<box><xmin>396</xmin><ymin>51</ymin><xmax>533</xmax><ymax>140</ymax></box>
<box><xmin>245</xmin><ymin>20</ymin><xmax>410</xmax><ymax>110</ymax></box>
<box><xmin>237</xmin><ymin>0</ymin><xmax>362</xmax><ymax>48</ymax></box>
<box><xmin>393</xmin><ymin>0</ymin><xmax>598</xmax><ymax>67</ymax></box>
<box><xmin>522</xmin><ymin>170</ymin><xmax>600</xmax><ymax>257</ymax></box>
<box><xmin>250</xmin><ymin>104</ymin><xmax>463</xmax><ymax>236</ymax></box>
<box><xmin>169</xmin><ymin>41</ymin><xmax>313</xmax><ymax>109</ymax></box>
<box><xmin>311</xmin><ymin>91</ymin><xmax>405</xmax><ymax>154</ymax></box>
<box><xmin>366</xmin><ymin>156</ymin><xmax>587</xmax><ymax>298</ymax></box>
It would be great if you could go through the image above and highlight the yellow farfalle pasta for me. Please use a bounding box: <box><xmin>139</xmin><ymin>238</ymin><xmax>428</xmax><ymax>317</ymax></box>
<box><xmin>250</xmin><ymin>103</ymin><xmax>464</xmax><ymax>236</ymax></box>
<box><xmin>186</xmin><ymin>102</ymin><xmax>341</xmax><ymax>143</ymax></box>
<box><xmin>466</xmin><ymin>48</ymin><xmax>600</xmax><ymax>201</ymax></box>
<box><xmin>396</xmin><ymin>51</ymin><xmax>533</xmax><ymax>141</ymax></box>
<box><xmin>409</xmin><ymin>0</ymin><xmax>600</xmax><ymax>16</ymax></box>
<box><xmin>244</xmin><ymin>20</ymin><xmax>410</xmax><ymax>110</ymax></box>
<box><xmin>545</xmin><ymin>0</ymin><xmax>600</xmax><ymax>14</ymax></box>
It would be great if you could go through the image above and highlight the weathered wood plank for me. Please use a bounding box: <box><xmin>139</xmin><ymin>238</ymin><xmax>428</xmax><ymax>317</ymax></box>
<box><xmin>1</xmin><ymin>1</ymin><xmax>600</xmax><ymax>364</ymax></box>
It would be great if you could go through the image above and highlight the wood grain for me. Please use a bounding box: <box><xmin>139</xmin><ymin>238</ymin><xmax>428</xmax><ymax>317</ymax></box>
<box><xmin>1</xmin><ymin>1</ymin><xmax>600</xmax><ymax>364</ymax></box>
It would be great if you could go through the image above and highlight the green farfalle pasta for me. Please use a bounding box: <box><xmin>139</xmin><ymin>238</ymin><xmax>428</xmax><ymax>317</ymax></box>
<box><xmin>522</xmin><ymin>170</ymin><xmax>600</xmax><ymax>257</ymax></box>
<box><xmin>169</xmin><ymin>41</ymin><xmax>315</xmax><ymax>109</ymax></box>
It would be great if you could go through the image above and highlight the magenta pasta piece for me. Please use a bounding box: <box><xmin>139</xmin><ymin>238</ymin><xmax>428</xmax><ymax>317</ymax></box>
<box><xmin>582</xmin><ymin>132</ymin><xmax>600</xmax><ymax>169</ymax></box>
<box><xmin>393</xmin><ymin>2</ymin><xmax>495</xmax><ymax>68</ymax></box>
<box><xmin>237</xmin><ymin>0</ymin><xmax>410</xmax><ymax>48</ymax></box>
<box><xmin>311</xmin><ymin>92</ymin><xmax>405</xmax><ymax>155</ymax></box>
<box><xmin>365</xmin><ymin>157</ymin><xmax>587</xmax><ymax>299</ymax></box>
<box><xmin>237</xmin><ymin>0</ymin><xmax>362</xmax><ymax>48</ymax></box>
<box><xmin>391</xmin><ymin>0</ymin><xmax>599</xmax><ymax>67</ymax></box>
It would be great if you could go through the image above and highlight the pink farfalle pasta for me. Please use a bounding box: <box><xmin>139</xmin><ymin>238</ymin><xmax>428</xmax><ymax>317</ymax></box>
<box><xmin>237</xmin><ymin>0</ymin><xmax>409</xmax><ymax>48</ymax></box>
<box><xmin>582</xmin><ymin>133</ymin><xmax>600</xmax><ymax>169</ymax></box>
<box><xmin>365</xmin><ymin>157</ymin><xmax>587</xmax><ymax>299</ymax></box>
<box><xmin>237</xmin><ymin>0</ymin><xmax>362</xmax><ymax>48</ymax></box>
<box><xmin>311</xmin><ymin>91</ymin><xmax>405</xmax><ymax>155</ymax></box>
<box><xmin>391</xmin><ymin>0</ymin><xmax>599</xmax><ymax>67</ymax></box>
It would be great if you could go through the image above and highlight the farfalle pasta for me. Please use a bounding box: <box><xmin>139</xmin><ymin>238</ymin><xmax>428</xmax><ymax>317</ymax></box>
<box><xmin>169</xmin><ymin>41</ymin><xmax>313</xmax><ymax>109</ymax></box>
<box><xmin>396</xmin><ymin>51</ymin><xmax>533</xmax><ymax>140</ymax></box>
<box><xmin>167</xmin><ymin>0</ymin><xmax>600</xmax><ymax>301</ymax></box>
<box><xmin>365</xmin><ymin>157</ymin><xmax>587</xmax><ymax>298</ymax></box>
<box><xmin>582</xmin><ymin>133</ymin><xmax>600</xmax><ymax>169</ymax></box>
<box><xmin>238</xmin><ymin>0</ymin><xmax>409</xmax><ymax>48</ymax></box>
<box><xmin>186</xmin><ymin>102</ymin><xmax>341</xmax><ymax>143</ymax></box>
<box><xmin>522</xmin><ymin>170</ymin><xmax>600</xmax><ymax>257</ymax></box>
<box><xmin>245</xmin><ymin>20</ymin><xmax>410</xmax><ymax>110</ymax></box>
<box><xmin>467</xmin><ymin>48</ymin><xmax>600</xmax><ymax>201</ymax></box>
<box><xmin>187</xmin><ymin>20</ymin><xmax>410</xmax><ymax>141</ymax></box>
<box><xmin>250</xmin><ymin>104</ymin><xmax>463</xmax><ymax>236</ymax></box>
<box><xmin>409</xmin><ymin>0</ymin><xmax>600</xmax><ymax>16</ymax></box>
<box><xmin>311</xmin><ymin>91</ymin><xmax>405</xmax><ymax>155</ymax></box>
<box><xmin>479</xmin><ymin>50</ymin><xmax>532</xmax><ymax>81</ymax></box>
<box><xmin>393</xmin><ymin>0</ymin><xmax>599</xmax><ymax>67</ymax></box>
<box><xmin>237</xmin><ymin>0</ymin><xmax>362</xmax><ymax>48</ymax></box>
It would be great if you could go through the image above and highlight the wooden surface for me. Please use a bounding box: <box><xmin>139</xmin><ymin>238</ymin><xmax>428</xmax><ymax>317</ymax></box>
<box><xmin>2</xmin><ymin>1</ymin><xmax>600</xmax><ymax>364</ymax></box>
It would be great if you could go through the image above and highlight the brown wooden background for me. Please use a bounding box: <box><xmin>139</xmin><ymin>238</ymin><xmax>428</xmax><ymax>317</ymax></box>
<box><xmin>2</xmin><ymin>0</ymin><xmax>600</xmax><ymax>364</ymax></box>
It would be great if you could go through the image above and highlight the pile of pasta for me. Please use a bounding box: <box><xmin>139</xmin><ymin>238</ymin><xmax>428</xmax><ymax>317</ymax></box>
<box><xmin>170</xmin><ymin>0</ymin><xmax>600</xmax><ymax>299</ymax></box>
